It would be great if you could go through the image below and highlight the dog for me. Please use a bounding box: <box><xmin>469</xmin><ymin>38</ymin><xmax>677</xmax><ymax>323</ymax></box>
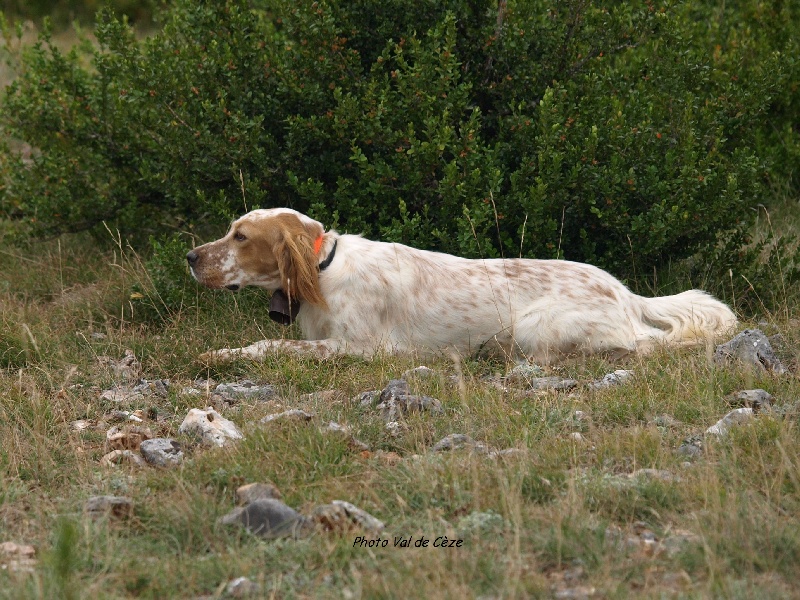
<box><xmin>187</xmin><ymin>208</ymin><xmax>737</xmax><ymax>363</ymax></box>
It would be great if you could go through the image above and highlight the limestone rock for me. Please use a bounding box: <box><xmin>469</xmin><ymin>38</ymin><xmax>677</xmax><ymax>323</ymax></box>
<box><xmin>726</xmin><ymin>389</ymin><xmax>773</xmax><ymax>411</ymax></box>
<box><xmin>311</xmin><ymin>500</ymin><xmax>384</xmax><ymax>536</ymax></box>
<box><xmin>589</xmin><ymin>369</ymin><xmax>634</xmax><ymax>389</ymax></box>
<box><xmin>105</xmin><ymin>424</ymin><xmax>153</xmax><ymax>451</ymax></box>
<box><xmin>402</xmin><ymin>366</ymin><xmax>438</xmax><ymax>380</ymax></box>
<box><xmin>706</xmin><ymin>408</ymin><xmax>754</xmax><ymax>437</ymax></box>
<box><xmin>525</xmin><ymin>376</ymin><xmax>579</xmax><ymax>392</ymax></box>
<box><xmin>714</xmin><ymin>329</ymin><xmax>787</xmax><ymax>373</ymax></box>
<box><xmin>100</xmin><ymin>449</ymin><xmax>146</xmax><ymax>468</ymax></box>
<box><xmin>321</xmin><ymin>421</ymin><xmax>369</xmax><ymax>452</ymax></box>
<box><xmin>355</xmin><ymin>390</ymin><xmax>381</xmax><ymax>407</ymax></box>
<box><xmin>132</xmin><ymin>378</ymin><xmax>170</xmax><ymax>398</ymax></box>
<box><xmin>706</xmin><ymin>408</ymin><xmax>753</xmax><ymax>437</ymax></box>
<box><xmin>0</xmin><ymin>541</ymin><xmax>37</xmax><ymax>573</ymax></box>
<box><xmin>259</xmin><ymin>409</ymin><xmax>315</xmax><ymax>425</ymax></box>
<box><xmin>225</xmin><ymin>577</ymin><xmax>260</xmax><ymax>598</ymax></box>
<box><xmin>215</xmin><ymin>380</ymin><xmax>277</xmax><ymax>403</ymax></box>
<box><xmin>432</xmin><ymin>433</ymin><xmax>489</xmax><ymax>453</ymax></box>
<box><xmin>179</xmin><ymin>408</ymin><xmax>243</xmax><ymax>447</ymax></box>
<box><xmin>140</xmin><ymin>438</ymin><xmax>183</xmax><ymax>467</ymax></box>
<box><xmin>377</xmin><ymin>394</ymin><xmax>443</xmax><ymax>421</ymax></box>
<box><xmin>219</xmin><ymin>499</ymin><xmax>311</xmax><ymax>539</ymax></box>
<box><xmin>379</xmin><ymin>379</ymin><xmax>410</xmax><ymax>403</ymax></box>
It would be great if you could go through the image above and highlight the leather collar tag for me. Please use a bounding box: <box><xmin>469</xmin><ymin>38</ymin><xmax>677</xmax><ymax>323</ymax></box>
<box><xmin>268</xmin><ymin>239</ymin><xmax>338</xmax><ymax>326</ymax></box>
<box><xmin>269</xmin><ymin>289</ymin><xmax>302</xmax><ymax>325</ymax></box>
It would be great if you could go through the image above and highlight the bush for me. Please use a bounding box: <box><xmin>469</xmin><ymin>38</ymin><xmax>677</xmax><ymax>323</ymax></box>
<box><xmin>1</xmin><ymin>0</ymin><xmax>797</xmax><ymax>313</ymax></box>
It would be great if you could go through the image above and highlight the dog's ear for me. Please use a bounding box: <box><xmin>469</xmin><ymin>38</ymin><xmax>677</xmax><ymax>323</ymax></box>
<box><xmin>274</xmin><ymin>217</ymin><xmax>327</xmax><ymax>307</ymax></box>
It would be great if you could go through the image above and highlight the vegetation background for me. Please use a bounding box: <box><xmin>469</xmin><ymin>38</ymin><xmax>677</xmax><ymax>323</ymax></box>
<box><xmin>0</xmin><ymin>1</ymin><xmax>799</xmax><ymax>598</ymax></box>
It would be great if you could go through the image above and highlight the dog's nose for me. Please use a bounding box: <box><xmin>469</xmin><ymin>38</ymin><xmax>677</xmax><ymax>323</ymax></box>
<box><xmin>186</xmin><ymin>250</ymin><xmax>199</xmax><ymax>266</ymax></box>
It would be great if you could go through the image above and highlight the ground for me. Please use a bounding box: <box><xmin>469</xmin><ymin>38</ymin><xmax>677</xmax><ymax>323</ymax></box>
<box><xmin>0</xmin><ymin>235</ymin><xmax>799</xmax><ymax>599</ymax></box>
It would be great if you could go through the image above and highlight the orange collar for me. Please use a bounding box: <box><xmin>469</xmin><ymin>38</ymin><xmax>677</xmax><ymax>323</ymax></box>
<box><xmin>313</xmin><ymin>235</ymin><xmax>324</xmax><ymax>255</ymax></box>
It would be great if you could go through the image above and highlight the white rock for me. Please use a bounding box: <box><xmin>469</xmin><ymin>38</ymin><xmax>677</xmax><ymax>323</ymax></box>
<box><xmin>178</xmin><ymin>407</ymin><xmax>243</xmax><ymax>447</ymax></box>
<box><xmin>589</xmin><ymin>369</ymin><xmax>634</xmax><ymax>389</ymax></box>
<box><xmin>259</xmin><ymin>409</ymin><xmax>315</xmax><ymax>424</ymax></box>
<box><xmin>706</xmin><ymin>408</ymin><xmax>754</xmax><ymax>437</ymax></box>
<box><xmin>99</xmin><ymin>449</ymin><xmax>146</xmax><ymax>468</ymax></box>
<box><xmin>226</xmin><ymin>576</ymin><xmax>260</xmax><ymax>598</ymax></box>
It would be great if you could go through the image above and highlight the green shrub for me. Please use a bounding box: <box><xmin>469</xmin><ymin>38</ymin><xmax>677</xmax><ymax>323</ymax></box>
<box><xmin>1</xmin><ymin>0</ymin><xmax>797</xmax><ymax>314</ymax></box>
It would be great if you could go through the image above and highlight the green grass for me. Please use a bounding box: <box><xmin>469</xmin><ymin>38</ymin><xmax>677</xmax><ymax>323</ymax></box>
<box><xmin>0</xmin><ymin>232</ymin><xmax>799</xmax><ymax>599</ymax></box>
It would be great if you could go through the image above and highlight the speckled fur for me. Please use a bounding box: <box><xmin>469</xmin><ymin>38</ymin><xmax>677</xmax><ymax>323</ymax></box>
<box><xmin>189</xmin><ymin>208</ymin><xmax>737</xmax><ymax>363</ymax></box>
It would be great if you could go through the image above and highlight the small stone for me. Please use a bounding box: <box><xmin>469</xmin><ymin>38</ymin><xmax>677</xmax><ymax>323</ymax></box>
<box><xmin>377</xmin><ymin>394</ymin><xmax>443</xmax><ymax>421</ymax></box>
<box><xmin>385</xmin><ymin>421</ymin><xmax>406</xmax><ymax>436</ymax></box>
<box><xmin>553</xmin><ymin>586</ymin><xmax>597</xmax><ymax>600</ymax></box>
<box><xmin>85</xmin><ymin>495</ymin><xmax>133</xmax><ymax>520</ymax></box>
<box><xmin>225</xmin><ymin>577</ymin><xmax>260</xmax><ymax>598</ymax></box>
<box><xmin>568</xmin><ymin>432</ymin><xmax>585</xmax><ymax>442</ymax></box>
<box><xmin>236</xmin><ymin>482</ymin><xmax>282</xmax><ymax>504</ymax></box>
<box><xmin>140</xmin><ymin>438</ymin><xmax>183</xmax><ymax>467</ymax></box>
<box><xmin>90</xmin><ymin>332</ymin><xmax>106</xmax><ymax>340</ymax></box>
<box><xmin>100</xmin><ymin>449</ymin><xmax>146</xmax><ymax>468</ymax></box>
<box><xmin>677</xmin><ymin>442</ymin><xmax>703</xmax><ymax>458</ymax></box>
<box><xmin>105</xmin><ymin>410</ymin><xmax>138</xmax><ymax>423</ymax></box>
<box><xmin>219</xmin><ymin>499</ymin><xmax>311</xmax><ymax>539</ymax></box>
<box><xmin>311</xmin><ymin>500</ymin><xmax>385</xmax><ymax>536</ymax></box>
<box><xmin>321</xmin><ymin>422</ymin><xmax>369</xmax><ymax>452</ymax></box>
<box><xmin>259</xmin><ymin>409</ymin><xmax>315</xmax><ymax>424</ymax></box>
<box><xmin>379</xmin><ymin>379</ymin><xmax>410</xmax><ymax>403</ymax></box>
<box><xmin>105</xmin><ymin>424</ymin><xmax>153</xmax><ymax>451</ymax></box>
<box><xmin>727</xmin><ymin>389</ymin><xmax>773</xmax><ymax>411</ymax></box>
<box><xmin>402</xmin><ymin>366</ymin><xmax>437</xmax><ymax>380</ymax></box>
<box><xmin>0</xmin><ymin>541</ymin><xmax>37</xmax><ymax>573</ymax></box>
<box><xmin>355</xmin><ymin>390</ymin><xmax>381</xmax><ymax>407</ymax></box>
<box><xmin>99</xmin><ymin>386</ymin><xmax>144</xmax><ymax>404</ymax></box>
<box><xmin>432</xmin><ymin>433</ymin><xmax>476</xmax><ymax>452</ymax></box>
<box><xmin>589</xmin><ymin>369</ymin><xmax>634</xmax><ymax>389</ymax></box>
<box><xmin>706</xmin><ymin>407</ymin><xmax>754</xmax><ymax>437</ymax></box>
<box><xmin>70</xmin><ymin>419</ymin><xmax>94</xmax><ymax>432</ymax></box>
<box><xmin>524</xmin><ymin>376</ymin><xmax>579</xmax><ymax>391</ymax></box>
<box><xmin>0</xmin><ymin>542</ymin><xmax>35</xmax><ymax>557</ymax></box>
<box><xmin>215</xmin><ymin>380</ymin><xmax>277</xmax><ymax>403</ymax></box>
<box><xmin>132</xmin><ymin>378</ymin><xmax>170</xmax><ymax>398</ymax></box>
<box><xmin>714</xmin><ymin>329</ymin><xmax>787</xmax><ymax>374</ymax></box>
<box><xmin>179</xmin><ymin>407</ymin><xmax>243</xmax><ymax>447</ymax></box>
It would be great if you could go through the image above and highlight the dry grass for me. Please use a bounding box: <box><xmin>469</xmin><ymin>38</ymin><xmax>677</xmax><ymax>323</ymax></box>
<box><xmin>0</xmin><ymin>233</ymin><xmax>799</xmax><ymax>599</ymax></box>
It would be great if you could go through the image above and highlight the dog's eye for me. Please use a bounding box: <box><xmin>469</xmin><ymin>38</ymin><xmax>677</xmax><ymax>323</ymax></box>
<box><xmin>234</xmin><ymin>232</ymin><xmax>247</xmax><ymax>242</ymax></box>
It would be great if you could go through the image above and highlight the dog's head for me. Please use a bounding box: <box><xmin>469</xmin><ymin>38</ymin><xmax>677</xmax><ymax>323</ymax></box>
<box><xmin>186</xmin><ymin>208</ymin><xmax>327</xmax><ymax>306</ymax></box>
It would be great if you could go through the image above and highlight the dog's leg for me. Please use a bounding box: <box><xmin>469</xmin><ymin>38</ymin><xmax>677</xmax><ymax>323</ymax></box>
<box><xmin>199</xmin><ymin>338</ymin><xmax>353</xmax><ymax>362</ymax></box>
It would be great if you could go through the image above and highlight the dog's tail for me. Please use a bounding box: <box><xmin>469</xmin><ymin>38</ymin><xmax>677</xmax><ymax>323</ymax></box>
<box><xmin>636</xmin><ymin>290</ymin><xmax>737</xmax><ymax>344</ymax></box>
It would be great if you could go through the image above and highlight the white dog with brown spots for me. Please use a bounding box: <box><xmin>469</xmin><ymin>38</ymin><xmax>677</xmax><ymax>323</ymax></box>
<box><xmin>187</xmin><ymin>208</ymin><xmax>736</xmax><ymax>363</ymax></box>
